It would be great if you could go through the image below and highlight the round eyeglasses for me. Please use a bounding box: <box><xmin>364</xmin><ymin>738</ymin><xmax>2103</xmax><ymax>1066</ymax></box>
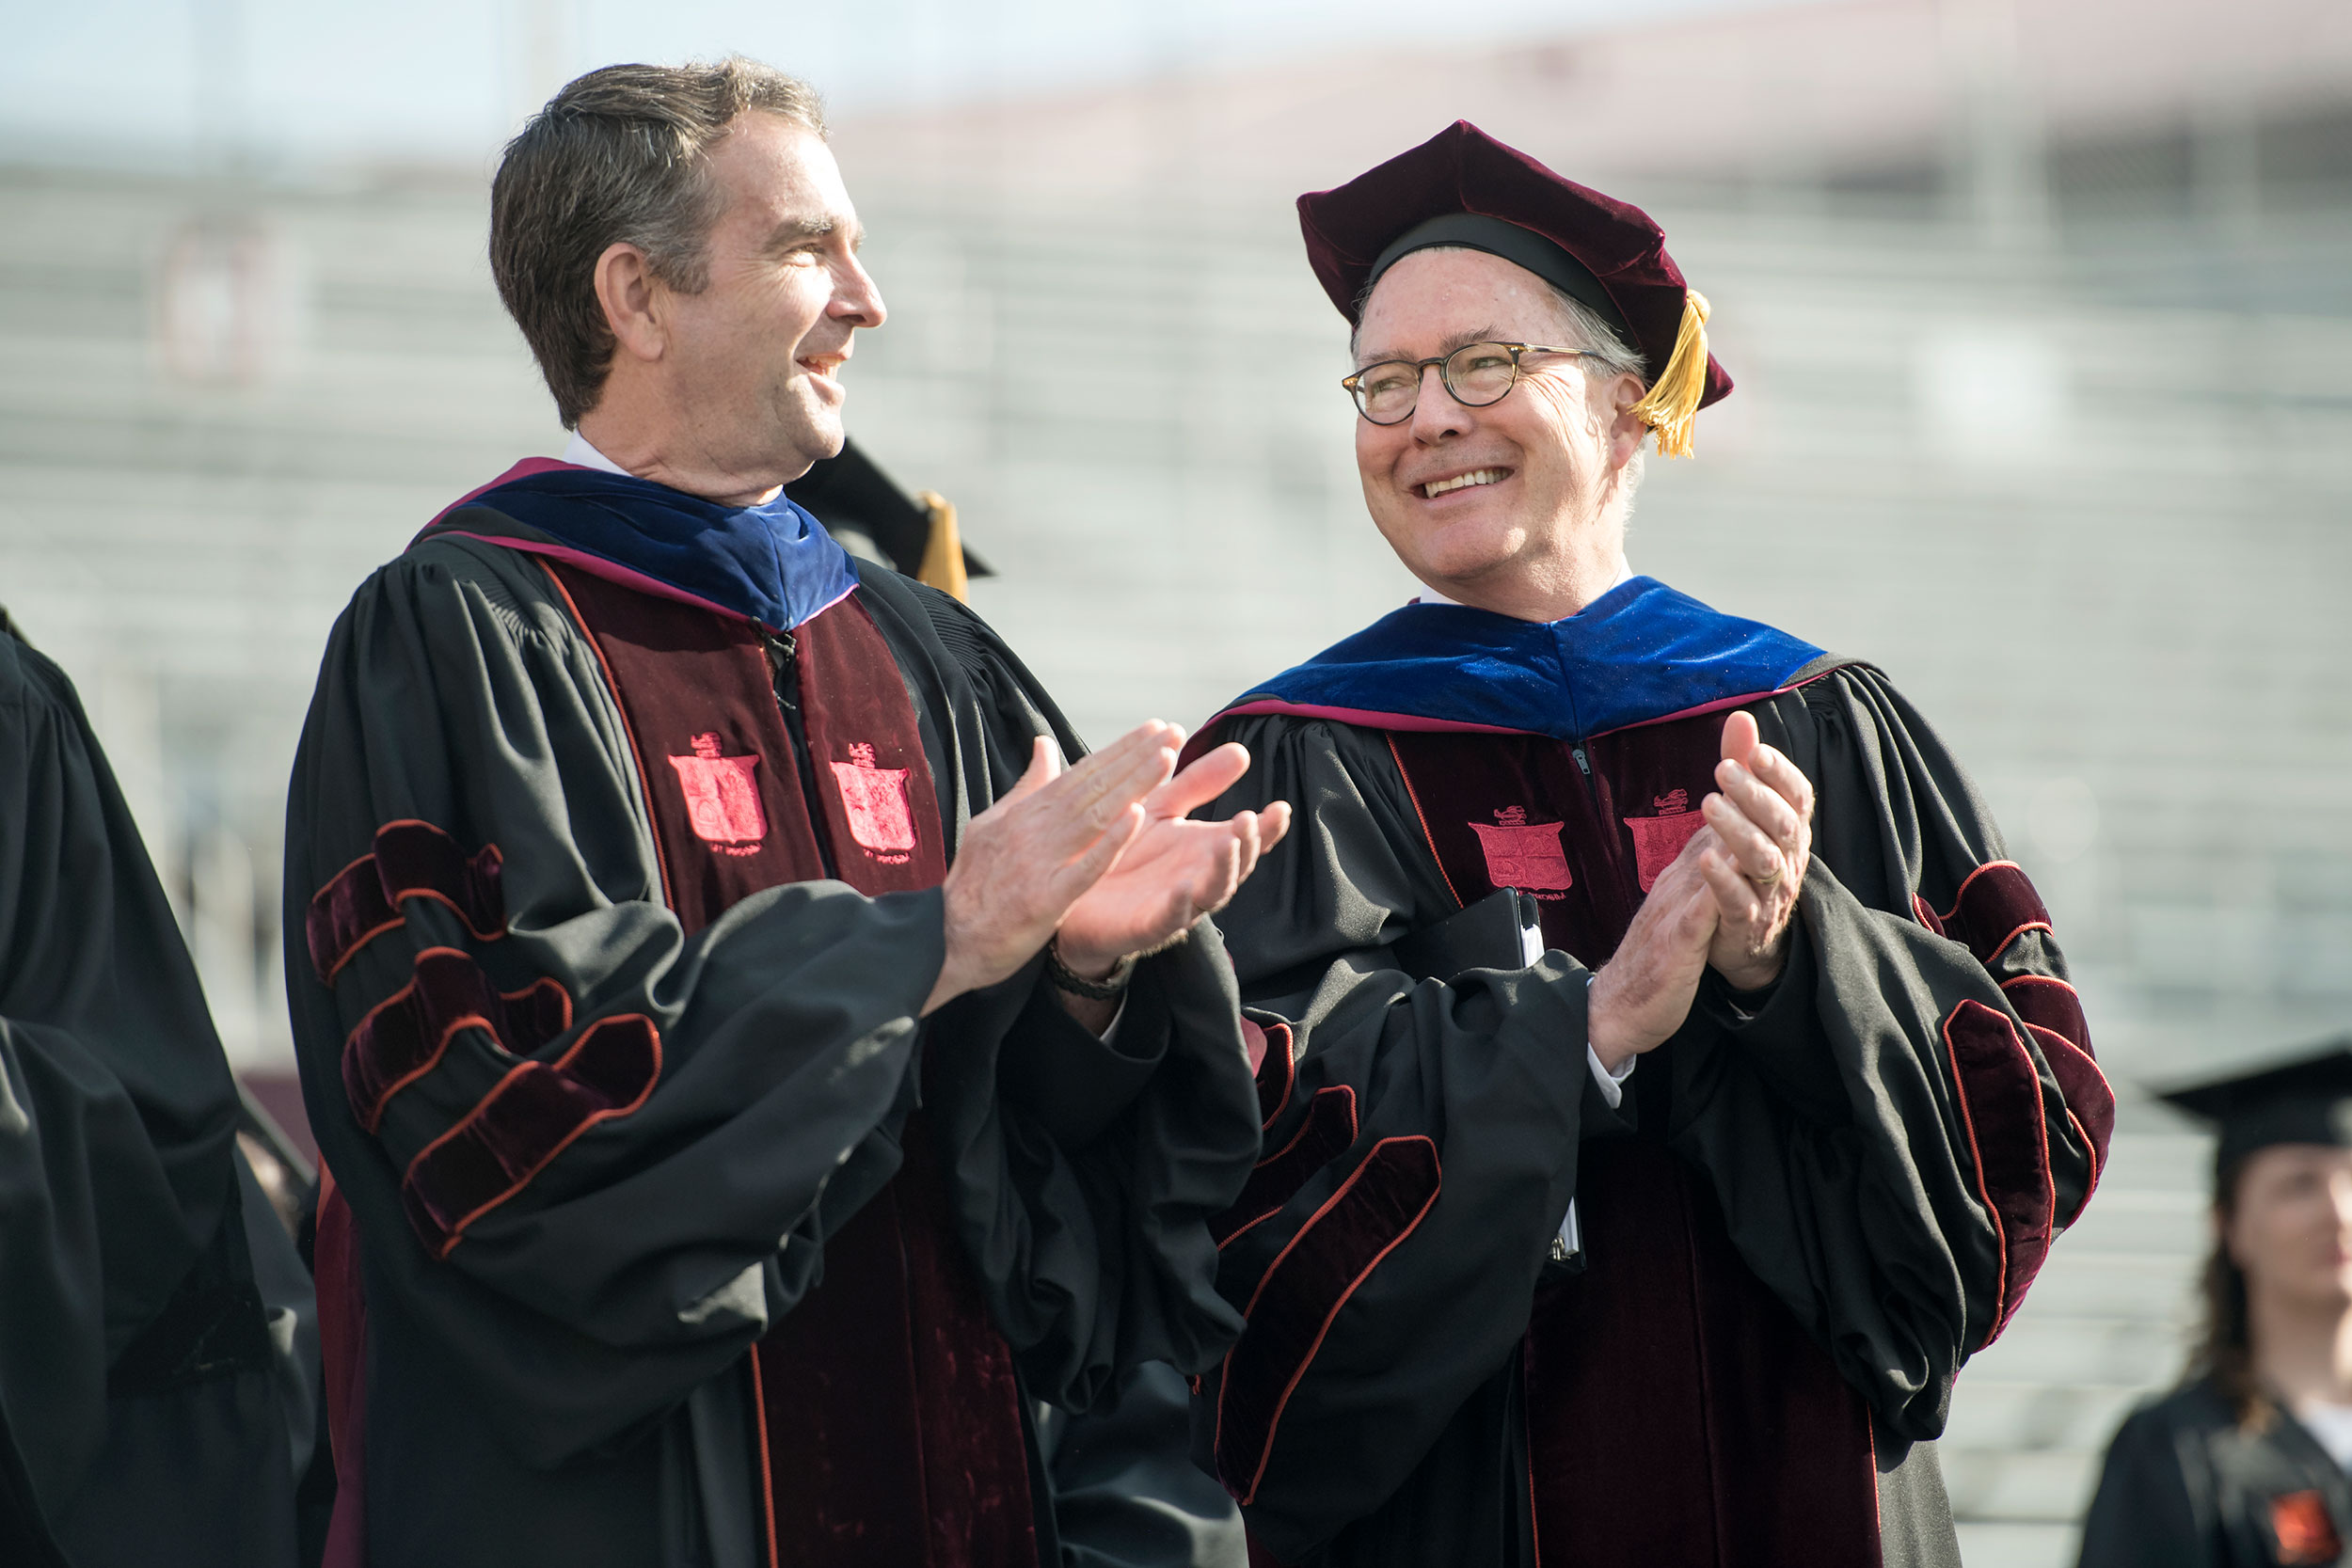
<box><xmin>1342</xmin><ymin>341</ymin><xmax>1592</xmax><ymax>425</ymax></box>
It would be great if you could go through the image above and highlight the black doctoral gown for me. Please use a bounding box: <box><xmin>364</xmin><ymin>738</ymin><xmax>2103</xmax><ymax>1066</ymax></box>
<box><xmin>0</xmin><ymin>613</ymin><xmax>306</xmax><ymax>1567</ymax></box>
<box><xmin>2081</xmin><ymin>1379</ymin><xmax>2352</xmax><ymax>1568</ymax></box>
<box><xmin>283</xmin><ymin>516</ymin><xmax>1260</xmax><ymax>1568</ymax></box>
<box><xmin>1192</xmin><ymin>640</ymin><xmax>2110</xmax><ymax>1568</ymax></box>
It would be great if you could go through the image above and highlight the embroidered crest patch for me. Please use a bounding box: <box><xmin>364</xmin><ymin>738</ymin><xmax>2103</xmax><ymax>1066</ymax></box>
<box><xmin>829</xmin><ymin>743</ymin><xmax>917</xmax><ymax>863</ymax></box>
<box><xmin>1623</xmin><ymin>787</ymin><xmax>1707</xmax><ymax>892</ymax></box>
<box><xmin>666</xmin><ymin>733</ymin><xmax>766</xmax><ymax>851</ymax></box>
<box><xmin>1468</xmin><ymin>807</ymin><xmax>1571</xmax><ymax>893</ymax></box>
<box><xmin>2270</xmin><ymin>1490</ymin><xmax>2341</xmax><ymax>1565</ymax></box>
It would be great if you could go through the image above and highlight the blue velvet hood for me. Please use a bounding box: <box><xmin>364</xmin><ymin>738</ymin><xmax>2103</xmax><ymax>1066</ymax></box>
<box><xmin>1211</xmin><ymin>577</ymin><xmax>1835</xmax><ymax>741</ymax></box>
<box><xmin>417</xmin><ymin>458</ymin><xmax>860</xmax><ymax>632</ymax></box>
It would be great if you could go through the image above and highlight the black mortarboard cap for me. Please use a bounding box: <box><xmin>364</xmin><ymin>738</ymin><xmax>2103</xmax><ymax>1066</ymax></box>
<box><xmin>784</xmin><ymin>437</ymin><xmax>992</xmax><ymax>582</ymax></box>
<box><xmin>2153</xmin><ymin>1038</ymin><xmax>2352</xmax><ymax>1183</ymax></box>
<box><xmin>1297</xmin><ymin>120</ymin><xmax>1730</xmax><ymax>456</ymax></box>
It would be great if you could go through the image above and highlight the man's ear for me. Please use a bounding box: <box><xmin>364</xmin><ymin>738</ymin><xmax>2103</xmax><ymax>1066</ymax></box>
<box><xmin>1605</xmin><ymin>372</ymin><xmax>1649</xmax><ymax>467</ymax></box>
<box><xmin>593</xmin><ymin>242</ymin><xmax>665</xmax><ymax>365</ymax></box>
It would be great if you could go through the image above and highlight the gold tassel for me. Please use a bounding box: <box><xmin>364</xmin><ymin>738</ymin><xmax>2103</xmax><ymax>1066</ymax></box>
<box><xmin>1627</xmin><ymin>289</ymin><xmax>1710</xmax><ymax>460</ymax></box>
<box><xmin>913</xmin><ymin>489</ymin><xmax>969</xmax><ymax>603</ymax></box>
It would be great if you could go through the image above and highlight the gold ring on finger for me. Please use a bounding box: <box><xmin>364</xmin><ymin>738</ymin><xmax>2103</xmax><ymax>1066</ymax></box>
<box><xmin>1749</xmin><ymin>863</ymin><xmax>1784</xmax><ymax>888</ymax></box>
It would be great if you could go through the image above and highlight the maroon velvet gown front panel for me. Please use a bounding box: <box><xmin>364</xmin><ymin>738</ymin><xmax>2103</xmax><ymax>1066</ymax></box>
<box><xmin>545</xmin><ymin>562</ymin><xmax>1036</xmax><ymax>1568</ymax></box>
<box><xmin>1389</xmin><ymin>708</ymin><xmax>1881</xmax><ymax>1568</ymax></box>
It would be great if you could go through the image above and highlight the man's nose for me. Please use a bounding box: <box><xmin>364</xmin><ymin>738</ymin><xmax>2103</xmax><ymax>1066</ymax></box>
<box><xmin>1406</xmin><ymin>363</ymin><xmax>1469</xmax><ymax>443</ymax></box>
<box><xmin>835</xmin><ymin>255</ymin><xmax>886</xmax><ymax>330</ymax></box>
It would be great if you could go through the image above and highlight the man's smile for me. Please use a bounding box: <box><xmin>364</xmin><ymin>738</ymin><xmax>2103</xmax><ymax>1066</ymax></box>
<box><xmin>1411</xmin><ymin>466</ymin><xmax>1515</xmax><ymax>500</ymax></box>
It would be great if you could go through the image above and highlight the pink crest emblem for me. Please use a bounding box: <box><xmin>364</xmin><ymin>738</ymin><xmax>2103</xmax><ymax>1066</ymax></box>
<box><xmin>667</xmin><ymin>732</ymin><xmax>766</xmax><ymax>849</ymax></box>
<box><xmin>1468</xmin><ymin>806</ymin><xmax>1572</xmax><ymax>893</ymax></box>
<box><xmin>1623</xmin><ymin>787</ymin><xmax>1706</xmax><ymax>892</ymax></box>
<box><xmin>829</xmin><ymin>743</ymin><xmax>917</xmax><ymax>864</ymax></box>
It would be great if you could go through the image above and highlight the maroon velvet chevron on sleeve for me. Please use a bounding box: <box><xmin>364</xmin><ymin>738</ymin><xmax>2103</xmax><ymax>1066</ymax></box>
<box><xmin>1213</xmin><ymin>1086</ymin><xmax>1360</xmax><ymax>1250</ymax></box>
<box><xmin>342</xmin><ymin>946</ymin><xmax>572</xmax><ymax>1132</ymax></box>
<box><xmin>2003</xmin><ymin>974</ymin><xmax>2114</xmax><ymax>1195</ymax></box>
<box><xmin>1248</xmin><ymin>1020</ymin><xmax>1297</xmax><ymax>1130</ymax></box>
<box><xmin>400</xmin><ymin>1014</ymin><xmax>662</xmax><ymax>1259</ymax></box>
<box><xmin>1216</xmin><ymin>1135</ymin><xmax>1443</xmax><ymax>1505</ymax></box>
<box><xmin>308</xmin><ymin>820</ymin><xmax>506</xmax><ymax>985</ymax></box>
<box><xmin>1942</xmin><ymin>999</ymin><xmax>2057</xmax><ymax>1342</ymax></box>
<box><xmin>1921</xmin><ymin>862</ymin><xmax>2052</xmax><ymax>968</ymax></box>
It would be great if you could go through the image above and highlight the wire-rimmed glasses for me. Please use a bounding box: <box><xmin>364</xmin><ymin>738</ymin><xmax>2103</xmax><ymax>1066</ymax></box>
<box><xmin>1343</xmin><ymin>341</ymin><xmax>1592</xmax><ymax>425</ymax></box>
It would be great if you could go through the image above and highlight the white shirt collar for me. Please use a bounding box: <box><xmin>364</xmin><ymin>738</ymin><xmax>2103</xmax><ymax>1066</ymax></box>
<box><xmin>1414</xmin><ymin>558</ymin><xmax>1636</xmax><ymax>610</ymax></box>
<box><xmin>561</xmin><ymin>428</ymin><xmax>631</xmax><ymax>478</ymax></box>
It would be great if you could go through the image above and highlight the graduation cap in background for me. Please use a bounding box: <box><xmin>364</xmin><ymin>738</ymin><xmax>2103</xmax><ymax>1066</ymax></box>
<box><xmin>1298</xmin><ymin>120</ymin><xmax>1728</xmax><ymax>458</ymax></box>
<box><xmin>2153</xmin><ymin>1037</ymin><xmax>2352</xmax><ymax>1186</ymax></box>
<box><xmin>785</xmin><ymin>437</ymin><xmax>993</xmax><ymax>601</ymax></box>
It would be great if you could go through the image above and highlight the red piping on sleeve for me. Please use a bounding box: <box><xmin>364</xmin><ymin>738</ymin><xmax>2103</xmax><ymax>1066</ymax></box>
<box><xmin>1943</xmin><ymin>1010</ymin><xmax>2010</xmax><ymax>1334</ymax></box>
<box><xmin>1942</xmin><ymin>1000</ymin><xmax>2058</xmax><ymax>1344</ymax></box>
<box><xmin>1924</xmin><ymin>860</ymin><xmax>2025</xmax><ymax>926</ymax></box>
<box><xmin>1216</xmin><ymin>1134</ymin><xmax>1443</xmax><ymax>1506</ymax></box>
<box><xmin>1983</xmin><ymin>921</ymin><xmax>2055</xmax><ymax>966</ymax></box>
<box><xmin>342</xmin><ymin>947</ymin><xmax>574</xmax><ymax>1133</ymax></box>
<box><xmin>1252</xmin><ymin>1020</ymin><xmax>1295</xmax><ymax>1132</ymax></box>
<box><xmin>1214</xmin><ymin>1085</ymin><xmax>1361</xmax><ymax>1252</ymax></box>
<box><xmin>402</xmin><ymin>1013</ymin><xmax>663</xmax><ymax>1258</ymax></box>
<box><xmin>746</xmin><ymin>1348</ymin><xmax>781</xmax><ymax>1568</ymax></box>
<box><xmin>1258</xmin><ymin>1085</ymin><xmax>1359</xmax><ymax>1170</ymax></box>
<box><xmin>308</xmin><ymin>820</ymin><xmax>507</xmax><ymax>985</ymax></box>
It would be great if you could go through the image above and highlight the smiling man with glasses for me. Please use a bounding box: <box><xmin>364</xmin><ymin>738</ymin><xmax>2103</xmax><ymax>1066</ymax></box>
<box><xmin>1183</xmin><ymin>122</ymin><xmax>2116</xmax><ymax>1568</ymax></box>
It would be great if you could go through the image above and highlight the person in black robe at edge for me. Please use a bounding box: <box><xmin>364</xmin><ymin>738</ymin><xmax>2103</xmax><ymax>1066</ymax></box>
<box><xmin>0</xmin><ymin>606</ymin><xmax>325</xmax><ymax>1566</ymax></box>
<box><xmin>791</xmin><ymin>440</ymin><xmax>1253</xmax><ymax>1568</ymax></box>
<box><xmin>1181</xmin><ymin>122</ymin><xmax>2119</xmax><ymax>1568</ymax></box>
<box><xmin>2079</xmin><ymin>1044</ymin><xmax>2352</xmax><ymax>1567</ymax></box>
<box><xmin>283</xmin><ymin>57</ymin><xmax>1290</xmax><ymax>1568</ymax></box>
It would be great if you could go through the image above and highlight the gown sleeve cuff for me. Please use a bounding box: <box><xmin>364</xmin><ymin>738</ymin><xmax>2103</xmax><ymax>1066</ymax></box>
<box><xmin>1695</xmin><ymin>911</ymin><xmax>1845</xmax><ymax>1119</ymax></box>
<box><xmin>994</xmin><ymin>958</ymin><xmax>1169</xmax><ymax>1150</ymax></box>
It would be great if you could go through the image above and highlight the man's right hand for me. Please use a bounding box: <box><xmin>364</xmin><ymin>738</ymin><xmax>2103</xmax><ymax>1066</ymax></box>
<box><xmin>1586</xmin><ymin>828</ymin><xmax>1723</xmax><ymax>1071</ymax></box>
<box><xmin>920</xmin><ymin>723</ymin><xmax>1182</xmax><ymax>1016</ymax></box>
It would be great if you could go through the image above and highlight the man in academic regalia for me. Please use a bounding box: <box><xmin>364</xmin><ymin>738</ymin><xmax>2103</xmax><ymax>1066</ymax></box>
<box><xmin>1185</xmin><ymin>122</ymin><xmax>2116</xmax><ymax>1567</ymax></box>
<box><xmin>0</xmin><ymin>608</ymin><xmax>312</xmax><ymax>1567</ymax></box>
<box><xmin>2080</xmin><ymin>1044</ymin><xmax>2352</xmax><ymax>1568</ymax></box>
<box><xmin>284</xmin><ymin>59</ymin><xmax>1286</xmax><ymax>1568</ymax></box>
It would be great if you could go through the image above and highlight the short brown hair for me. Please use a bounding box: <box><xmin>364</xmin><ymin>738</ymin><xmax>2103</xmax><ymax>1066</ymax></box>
<box><xmin>490</xmin><ymin>58</ymin><xmax>826</xmax><ymax>427</ymax></box>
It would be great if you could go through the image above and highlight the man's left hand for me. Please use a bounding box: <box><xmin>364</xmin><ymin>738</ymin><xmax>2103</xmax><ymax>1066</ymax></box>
<box><xmin>1054</xmin><ymin>737</ymin><xmax>1293</xmax><ymax>978</ymax></box>
<box><xmin>1695</xmin><ymin>710</ymin><xmax>1814</xmax><ymax>991</ymax></box>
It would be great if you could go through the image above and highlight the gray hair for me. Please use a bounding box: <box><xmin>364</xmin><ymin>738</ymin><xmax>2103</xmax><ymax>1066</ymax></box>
<box><xmin>1551</xmin><ymin>284</ymin><xmax>1653</xmax><ymax>498</ymax></box>
<box><xmin>1549</xmin><ymin>287</ymin><xmax>1645</xmax><ymax>385</ymax></box>
<box><xmin>490</xmin><ymin>58</ymin><xmax>828</xmax><ymax>428</ymax></box>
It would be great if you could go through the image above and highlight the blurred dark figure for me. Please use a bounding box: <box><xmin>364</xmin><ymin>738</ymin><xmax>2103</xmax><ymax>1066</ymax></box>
<box><xmin>2080</xmin><ymin>1045</ymin><xmax>2352</xmax><ymax>1567</ymax></box>
<box><xmin>1039</xmin><ymin>1364</ymin><xmax>1248</xmax><ymax>1567</ymax></box>
<box><xmin>0</xmin><ymin>607</ymin><xmax>323</xmax><ymax>1566</ymax></box>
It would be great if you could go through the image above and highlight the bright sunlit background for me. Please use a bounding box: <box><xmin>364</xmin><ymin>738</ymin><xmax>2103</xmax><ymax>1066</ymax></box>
<box><xmin>4</xmin><ymin>1</ymin><xmax>2349</xmax><ymax>1559</ymax></box>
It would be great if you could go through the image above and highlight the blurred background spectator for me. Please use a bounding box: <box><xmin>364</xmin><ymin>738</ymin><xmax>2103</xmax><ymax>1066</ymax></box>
<box><xmin>2</xmin><ymin>0</ymin><xmax>2346</xmax><ymax>1560</ymax></box>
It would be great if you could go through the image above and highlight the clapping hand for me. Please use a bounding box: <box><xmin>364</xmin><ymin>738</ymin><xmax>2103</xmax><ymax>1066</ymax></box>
<box><xmin>922</xmin><ymin>723</ymin><xmax>1289</xmax><ymax>1019</ymax></box>
<box><xmin>1694</xmin><ymin>711</ymin><xmax>1813</xmax><ymax>991</ymax></box>
<box><xmin>1054</xmin><ymin>737</ymin><xmax>1290</xmax><ymax>976</ymax></box>
<box><xmin>1585</xmin><ymin>710</ymin><xmax>1817</xmax><ymax>1066</ymax></box>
